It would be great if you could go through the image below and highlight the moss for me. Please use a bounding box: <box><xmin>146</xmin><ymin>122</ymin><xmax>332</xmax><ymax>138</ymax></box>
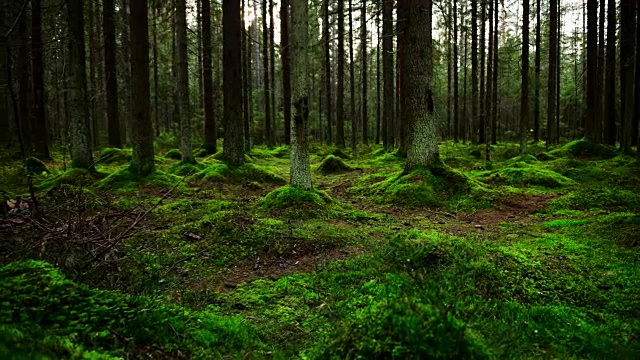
<box><xmin>478</xmin><ymin>166</ymin><xmax>575</xmax><ymax>189</ymax></box>
<box><xmin>537</xmin><ymin>152</ymin><xmax>556</xmax><ymax>161</ymax></box>
<box><xmin>24</xmin><ymin>157</ymin><xmax>49</xmax><ymax>174</ymax></box>
<box><xmin>165</xmin><ymin>148</ymin><xmax>183</xmax><ymax>160</ymax></box>
<box><xmin>35</xmin><ymin>168</ymin><xmax>106</xmax><ymax>191</ymax></box>
<box><xmin>549</xmin><ymin>187</ymin><xmax>640</xmax><ymax>212</ymax></box>
<box><xmin>98</xmin><ymin>147</ymin><xmax>132</xmax><ymax>164</ymax></box>
<box><xmin>551</xmin><ymin>139</ymin><xmax>618</xmax><ymax>159</ymax></box>
<box><xmin>316</xmin><ymin>155</ymin><xmax>353</xmax><ymax>175</ymax></box>
<box><xmin>469</xmin><ymin>148</ymin><xmax>483</xmax><ymax>159</ymax></box>
<box><xmin>262</xmin><ymin>186</ymin><xmax>330</xmax><ymax>210</ymax></box>
<box><xmin>508</xmin><ymin>154</ymin><xmax>538</xmax><ymax>164</ymax></box>
<box><xmin>95</xmin><ymin>168</ymin><xmax>183</xmax><ymax>192</ymax></box>
<box><xmin>543</xmin><ymin>219</ymin><xmax>589</xmax><ymax>229</ymax></box>
<box><xmin>191</xmin><ymin>162</ymin><xmax>285</xmax><ymax>184</ymax></box>
<box><xmin>499</xmin><ymin>147</ymin><xmax>521</xmax><ymax>160</ymax></box>
<box><xmin>167</xmin><ymin>161</ymin><xmax>204</xmax><ymax>176</ymax></box>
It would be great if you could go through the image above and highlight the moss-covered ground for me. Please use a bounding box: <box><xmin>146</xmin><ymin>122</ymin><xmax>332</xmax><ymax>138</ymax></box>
<box><xmin>1</xmin><ymin>139</ymin><xmax>639</xmax><ymax>358</ymax></box>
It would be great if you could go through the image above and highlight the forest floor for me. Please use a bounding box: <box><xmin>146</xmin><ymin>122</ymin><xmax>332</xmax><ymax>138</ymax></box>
<box><xmin>1</xmin><ymin>138</ymin><xmax>640</xmax><ymax>359</ymax></box>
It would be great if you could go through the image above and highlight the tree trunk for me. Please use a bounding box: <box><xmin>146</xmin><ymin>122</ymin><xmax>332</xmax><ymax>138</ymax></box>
<box><xmin>492</xmin><ymin>0</ymin><xmax>499</xmax><ymax>144</ymax></box>
<box><xmin>18</xmin><ymin>11</ymin><xmax>32</xmax><ymax>153</ymax></box>
<box><xmin>548</xmin><ymin>0</ymin><xmax>557</xmax><ymax>145</ymax></box>
<box><xmin>361</xmin><ymin>0</ymin><xmax>368</xmax><ymax>145</ymax></box>
<box><xmin>245</xmin><ymin>11</ymin><xmax>253</xmax><ymax>151</ymax></box>
<box><xmin>534</xmin><ymin>0</ymin><xmax>541</xmax><ymax>142</ymax></box>
<box><xmin>471</xmin><ymin>0</ymin><xmax>478</xmax><ymax>144</ymax></box>
<box><xmin>520</xmin><ymin>0</ymin><xmax>529</xmax><ymax>154</ymax></box>
<box><xmin>129</xmin><ymin>0</ymin><xmax>154</xmax><ymax>176</ymax></box>
<box><xmin>269</xmin><ymin>0</ymin><xmax>277</xmax><ymax>142</ymax></box>
<box><xmin>196</xmin><ymin>0</ymin><xmax>203</xmax><ymax>110</ymax></box>
<box><xmin>282</xmin><ymin>0</ymin><xmax>292</xmax><ymax>145</ymax></box>
<box><xmin>479</xmin><ymin>0</ymin><xmax>486</xmax><ymax>144</ymax></box>
<box><xmin>104</xmin><ymin>0</ymin><xmax>121</xmax><ymax>148</ymax></box>
<box><xmin>619</xmin><ymin>0</ymin><xmax>634</xmax><ymax>150</ymax></box>
<box><xmin>401</xmin><ymin>0</ymin><xmax>438</xmax><ymax>171</ymax></box>
<box><xmin>177</xmin><ymin>0</ymin><xmax>194</xmax><ymax>162</ymax></box>
<box><xmin>290</xmin><ymin>0</ymin><xmax>312</xmax><ymax>189</ymax></box>
<box><xmin>336</xmin><ymin>0</ymin><xmax>346</xmax><ymax>147</ymax></box>
<box><xmin>121</xmin><ymin>0</ymin><xmax>131</xmax><ymax>144</ymax></box>
<box><xmin>323</xmin><ymin>0</ymin><xmax>332</xmax><ymax>144</ymax></box>
<box><xmin>596</xmin><ymin>0</ymin><xmax>605</xmax><ymax>143</ymax></box>
<box><xmin>634</xmin><ymin>0</ymin><xmax>640</xmax><ymax>147</ymax></box>
<box><xmin>604</xmin><ymin>0</ymin><xmax>616</xmax><ymax>145</ymax></box>
<box><xmin>453</xmin><ymin>0</ymin><xmax>459</xmax><ymax>143</ymax></box>
<box><xmin>0</xmin><ymin>2</ymin><xmax>8</xmax><ymax>146</ymax></box>
<box><xmin>223</xmin><ymin>0</ymin><xmax>244</xmax><ymax>165</ymax></box>
<box><xmin>30</xmin><ymin>0</ymin><xmax>50</xmax><ymax>158</ymax></box>
<box><xmin>382</xmin><ymin>0</ymin><xmax>393</xmax><ymax>151</ymax></box>
<box><xmin>67</xmin><ymin>0</ymin><xmax>95</xmax><ymax>169</ymax></box>
<box><xmin>486</xmin><ymin>0</ymin><xmax>493</xmax><ymax>150</ymax></box>
<box><xmin>462</xmin><ymin>2</ymin><xmax>469</xmax><ymax>143</ymax></box>
<box><xmin>375</xmin><ymin>4</ymin><xmax>381</xmax><ymax>144</ymax></box>
<box><xmin>262</xmin><ymin>0</ymin><xmax>273</xmax><ymax>146</ymax></box>
<box><xmin>202</xmin><ymin>0</ymin><xmax>216</xmax><ymax>154</ymax></box>
<box><xmin>152</xmin><ymin>2</ymin><xmax>160</xmax><ymax>135</ymax></box>
<box><xmin>349</xmin><ymin>0</ymin><xmax>356</xmax><ymax>153</ymax></box>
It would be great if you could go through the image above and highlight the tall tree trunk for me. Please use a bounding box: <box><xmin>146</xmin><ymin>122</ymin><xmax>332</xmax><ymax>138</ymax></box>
<box><xmin>104</xmin><ymin>0</ymin><xmax>121</xmax><ymax>148</ymax></box>
<box><xmin>479</xmin><ymin>0</ymin><xmax>486</xmax><ymax>144</ymax></box>
<box><xmin>67</xmin><ymin>0</ymin><xmax>95</xmax><ymax>169</ymax></box>
<box><xmin>196</xmin><ymin>0</ymin><xmax>203</xmax><ymax>110</ymax></box>
<box><xmin>462</xmin><ymin>2</ymin><xmax>469</xmax><ymax>143</ymax></box>
<box><xmin>323</xmin><ymin>0</ymin><xmax>332</xmax><ymax>144</ymax></box>
<box><xmin>548</xmin><ymin>0</ymin><xmax>557</xmax><ymax>145</ymax></box>
<box><xmin>0</xmin><ymin>2</ymin><xmax>8</xmax><ymax>146</ymax></box>
<box><xmin>596</xmin><ymin>0</ymin><xmax>605</xmax><ymax>143</ymax></box>
<box><xmin>486</xmin><ymin>0</ymin><xmax>493</xmax><ymax>151</ymax></box>
<box><xmin>634</xmin><ymin>0</ymin><xmax>640</xmax><ymax>147</ymax></box>
<box><xmin>375</xmin><ymin>4</ymin><xmax>381</xmax><ymax>144</ymax></box>
<box><xmin>129</xmin><ymin>0</ymin><xmax>154</xmax><ymax>176</ymax></box>
<box><xmin>269</xmin><ymin>0</ymin><xmax>276</xmax><ymax>142</ymax></box>
<box><xmin>446</xmin><ymin>3</ymin><xmax>452</xmax><ymax>139</ymax></box>
<box><xmin>619</xmin><ymin>0</ymin><xmax>634</xmax><ymax>150</ymax></box>
<box><xmin>492</xmin><ymin>0</ymin><xmax>499</xmax><ymax>144</ymax></box>
<box><xmin>31</xmin><ymin>0</ymin><xmax>50</xmax><ymax>158</ymax></box>
<box><xmin>121</xmin><ymin>0</ymin><xmax>131</xmax><ymax>144</ymax></box>
<box><xmin>520</xmin><ymin>0</ymin><xmax>530</xmax><ymax>154</ymax></box>
<box><xmin>242</xmin><ymin>0</ymin><xmax>250</xmax><ymax>150</ymax></box>
<box><xmin>349</xmin><ymin>0</ymin><xmax>356</xmax><ymax>153</ymax></box>
<box><xmin>253</xmin><ymin>17</ymin><xmax>261</xmax><ymax>89</ymax></box>
<box><xmin>534</xmin><ymin>0</ymin><xmax>541</xmax><ymax>142</ymax></box>
<box><xmin>290</xmin><ymin>0</ymin><xmax>312</xmax><ymax>189</ymax></box>
<box><xmin>222</xmin><ymin>0</ymin><xmax>244</xmax><ymax>164</ymax></box>
<box><xmin>336</xmin><ymin>0</ymin><xmax>346</xmax><ymax>147</ymax></box>
<box><xmin>361</xmin><ymin>0</ymin><xmax>368</xmax><ymax>145</ymax></box>
<box><xmin>604</xmin><ymin>0</ymin><xmax>616</xmax><ymax>145</ymax></box>
<box><xmin>281</xmin><ymin>0</ymin><xmax>292</xmax><ymax>145</ymax></box>
<box><xmin>382</xmin><ymin>0</ymin><xmax>393</xmax><ymax>151</ymax></box>
<box><xmin>262</xmin><ymin>0</ymin><xmax>273</xmax><ymax>146</ymax></box>
<box><xmin>402</xmin><ymin>0</ymin><xmax>438</xmax><ymax>171</ymax></box>
<box><xmin>453</xmin><ymin>0</ymin><xmax>459</xmax><ymax>143</ymax></box>
<box><xmin>153</xmin><ymin>2</ymin><xmax>160</xmax><ymax>135</ymax></box>
<box><xmin>246</xmin><ymin>14</ymin><xmax>253</xmax><ymax>151</ymax></box>
<box><xmin>177</xmin><ymin>0</ymin><xmax>194</xmax><ymax>162</ymax></box>
<box><xmin>18</xmin><ymin>11</ymin><xmax>32</xmax><ymax>153</ymax></box>
<box><xmin>471</xmin><ymin>0</ymin><xmax>478</xmax><ymax>144</ymax></box>
<box><xmin>202</xmin><ymin>0</ymin><xmax>216</xmax><ymax>153</ymax></box>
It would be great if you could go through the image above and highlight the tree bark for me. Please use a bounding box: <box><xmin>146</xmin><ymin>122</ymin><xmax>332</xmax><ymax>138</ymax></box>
<box><xmin>633</xmin><ymin>0</ymin><xmax>640</xmax><ymax>147</ymax></box>
<box><xmin>104</xmin><ymin>0</ymin><xmax>121</xmax><ymax>148</ymax></box>
<box><xmin>129</xmin><ymin>0</ymin><xmax>154</xmax><ymax>176</ymax></box>
<box><xmin>361</xmin><ymin>0</ymin><xmax>368</xmax><ymax>145</ymax></box>
<box><xmin>619</xmin><ymin>0</ymin><xmax>634</xmax><ymax>150</ymax></box>
<box><xmin>492</xmin><ymin>0</ymin><xmax>498</xmax><ymax>144</ymax></box>
<box><xmin>479</xmin><ymin>0</ymin><xmax>486</xmax><ymax>144</ymax></box>
<box><xmin>269</xmin><ymin>0</ymin><xmax>277</xmax><ymax>142</ymax></box>
<box><xmin>520</xmin><ymin>0</ymin><xmax>530</xmax><ymax>154</ymax></box>
<box><xmin>453</xmin><ymin>0</ymin><xmax>459</xmax><ymax>143</ymax></box>
<box><xmin>290</xmin><ymin>0</ymin><xmax>312</xmax><ymax>189</ymax></box>
<box><xmin>382</xmin><ymin>0</ymin><xmax>393</xmax><ymax>151</ymax></box>
<box><xmin>471</xmin><ymin>0</ymin><xmax>479</xmax><ymax>144</ymax></box>
<box><xmin>121</xmin><ymin>0</ymin><xmax>132</xmax><ymax>144</ymax></box>
<box><xmin>548</xmin><ymin>0</ymin><xmax>557</xmax><ymax>145</ymax></box>
<box><xmin>262</xmin><ymin>0</ymin><xmax>273</xmax><ymax>146</ymax></box>
<box><xmin>68</xmin><ymin>0</ymin><xmax>95</xmax><ymax>169</ymax></box>
<box><xmin>336</xmin><ymin>0</ymin><xmax>346</xmax><ymax>147</ymax></box>
<box><xmin>596</xmin><ymin>0</ymin><xmax>605</xmax><ymax>143</ymax></box>
<box><xmin>534</xmin><ymin>0</ymin><xmax>541</xmax><ymax>142</ymax></box>
<box><xmin>0</xmin><ymin>1</ymin><xmax>8</xmax><ymax>146</ymax></box>
<box><xmin>177</xmin><ymin>0</ymin><xmax>194</xmax><ymax>162</ymax></box>
<box><xmin>30</xmin><ymin>0</ymin><xmax>50</xmax><ymax>158</ymax></box>
<box><xmin>604</xmin><ymin>0</ymin><xmax>616</xmax><ymax>145</ymax></box>
<box><xmin>375</xmin><ymin>3</ymin><xmax>381</xmax><ymax>144</ymax></box>
<box><xmin>486</xmin><ymin>0</ymin><xmax>493</xmax><ymax>149</ymax></box>
<box><xmin>401</xmin><ymin>0</ymin><xmax>438</xmax><ymax>171</ymax></box>
<box><xmin>349</xmin><ymin>0</ymin><xmax>356</xmax><ymax>153</ymax></box>
<box><xmin>323</xmin><ymin>0</ymin><xmax>332</xmax><ymax>144</ymax></box>
<box><xmin>223</xmin><ymin>0</ymin><xmax>245</xmax><ymax>165</ymax></box>
<box><xmin>202</xmin><ymin>0</ymin><xmax>216</xmax><ymax>154</ymax></box>
<box><xmin>282</xmin><ymin>0</ymin><xmax>292</xmax><ymax>145</ymax></box>
<box><xmin>18</xmin><ymin>11</ymin><xmax>32</xmax><ymax>153</ymax></box>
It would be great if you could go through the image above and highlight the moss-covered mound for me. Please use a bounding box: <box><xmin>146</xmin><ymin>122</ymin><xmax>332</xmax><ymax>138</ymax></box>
<box><xmin>478</xmin><ymin>166</ymin><xmax>575</xmax><ymax>189</ymax></box>
<box><xmin>95</xmin><ymin>168</ymin><xmax>182</xmax><ymax>192</ymax></box>
<box><xmin>192</xmin><ymin>162</ymin><xmax>285</xmax><ymax>185</ymax></box>
<box><xmin>262</xmin><ymin>186</ymin><xmax>331</xmax><ymax>210</ymax></box>
<box><xmin>35</xmin><ymin>169</ymin><xmax>105</xmax><ymax>191</ymax></box>
<box><xmin>551</xmin><ymin>139</ymin><xmax>617</xmax><ymax>159</ymax></box>
<box><xmin>537</xmin><ymin>152</ymin><xmax>556</xmax><ymax>161</ymax></box>
<box><xmin>164</xmin><ymin>148</ymin><xmax>183</xmax><ymax>160</ymax></box>
<box><xmin>0</xmin><ymin>261</ymin><xmax>260</xmax><ymax>359</ymax></box>
<box><xmin>167</xmin><ymin>161</ymin><xmax>204</xmax><ymax>176</ymax></box>
<box><xmin>98</xmin><ymin>147</ymin><xmax>132</xmax><ymax>164</ymax></box>
<box><xmin>549</xmin><ymin>187</ymin><xmax>640</xmax><ymax>213</ymax></box>
<box><xmin>24</xmin><ymin>157</ymin><xmax>49</xmax><ymax>174</ymax></box>
<box><xmin>317</xmin><ymin>155</ymin><xmax>353</xmax><ymax>175</ymax></box>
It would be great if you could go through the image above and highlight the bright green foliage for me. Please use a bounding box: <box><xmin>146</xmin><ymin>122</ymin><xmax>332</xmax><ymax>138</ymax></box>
<box><xmin>549</xmin><ymin>187</ymin><xmax>640</xmax><ymax>212</ymax></box>
<box><xmin>24</xmin><ymin>157</ymin><xmax>48</xmax><ymax>174</ymax></box>
<box><xmin>95</xmin><ymin>168</ymin><xmax>183</xmax><ymax>192</ymax></box>
<box><xmin>477</xmin><ymin>165</ymin><xmax>575</xmax><ymax>188</ymax></box>
<box><xmin>543</xmin><ymin>219</ymin><xmax>589</xmax><ymax>229</ymax></box>
<box><xmin>167</xmin><ymin>161</ymin><xmax>204</xmax><ymax>176</ymax></box>
<box><xmin>262</xmin><ymin>185</ymin><xmax>331</xmax><ymax>210</ymax></box>
<box><xmin>98</xmin><ymin>147</ymin><xmax>132</xmax><ymax>164</ymax></box>
<box><xmin>550</xmin><ymin>139</ymin><xmax>618</xmax><ymax>159</ymax></box>
<box><xmin>249</xmin><ymin>145</ymin><xmax>291</xmax><ymax>159</ymax></box>
<box><xmin>164</xmin><ymin>148</ymin><xmax>183</xmax><ymax>160</ymax></box>
<box><xmin>316</xmin><ymin>155</ymin><xmax>353</xmax><ymax>175</ymax></box>
<box><xmin>192</xmin><ymin>162</ymin><xmax>285</xmax><ymax>184</ymax></box>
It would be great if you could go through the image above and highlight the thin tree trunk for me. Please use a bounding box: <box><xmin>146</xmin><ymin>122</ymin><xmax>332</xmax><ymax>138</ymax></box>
<box><xmin>447</xmin><ymin>3</ymin><xmax>452</xmax><ymax>139</ymax></box>
<box><xmin>534</xmin><ymin>0</ymin><xmax>541</xmax><ymax>142</ymax></box>
<box><xmin>104</xmin><ymin>0</ymin><xmax>121</xmax><ymax>148</ymax></box>
<box><xmin>0</xmin><ymin>3</ymin><xmax>8</xmax><ymax>146</ymax></box>
<box><xmin>282</xmin><ymin>0</ymin><xmax>292</xmax><ymax>145</ymax></box>
<box><xmin>375</xmin><ymin>4</ymin><xmax>381</xmax><ymax>144</ymax></box>
<box><xmin>196</xmin><ymin>0</ymin><xmax>203</xmax><ymax>110</ymax></box>
<box><xmin>177</xmin><ymin>0</ymin><xmax>194</xmax><ymax>162</ymax></box>
<box><xmin>520</xmin><ymin>0</ymin><xmax>530</xmax><ymax>154</ymax></box>
<box><xmin>633</xmin><ymin>0</ymin><xmax>640</xmax><ymax>147</ymax></box>
<box><xmin>471</xmin><ymin>0</ymin><xmax>478</xmax><ymax>144</ymax></box>
<box><xmin>18</xmin><ymin>11</ymin><xmax>32</xmax><ymax>153</ymax></box>
<box><xmin>323</xmin><ymin>0</ymin><xmax>332</xmax><ymax>144</ymax></box>
<box><xmin>361</xmin><ymin>0</ymin><xmax>368</xmax><ymax>145</ymax></box>
<box><xmin>453</xmin><ymin>0</ymin><xmax>459</xmax><ymax>143</ymax></box>
<box><xmin>223</xmin><ymin>0</ymin><xmax>245</xmax><ymax>164</ymax></box>
<box><xmin>337</xmin><ymin>0</ymin><xmax>346</xmax><ymax>147</ymax></box>
<box><xmin>152</xmin><ymin>2</ymin><xmax>160</xmax><ymax>135</ymax></box>
<box><xmin>262</xmin><ymin>0</ymin><xmax>273</xmax><ymax>146</ymax></box>
<box><xmin>121</xmin><ymin>0</ymin><xmax>132</xmax><ymax>144</ymax></box>
<box><xmin>492</xmin><ymin>0</ymin><xmax>498</xmax><ymax>144</ymax></box>
<box><xmin>479</xmin><ymin>0</ymin><xmax>486</xmax><ymax>144</ymax></box>
<box><xmin>269</xmin><ymin>0</ymin><xmax>277</xmax><ymax>142</ymax></box>
<box><xmin>349</xmin><ymin>0</ymin><xmax>356</xmax><ymax>153</ymax></box>
<box><xmin>202</xmin><ymin>0</ymin><xmax>216</xmax><ymax>153</ymax></box>
<box><xmin>462</xmin><ymin>3</ymin><xmax>469</xmax><ymax>143</ymax></box>
<box><xmin>382</xmin><ymin>0</ymin><xmax>393</xmax><ymax>151</ymax></box>
<box><xmin>604</xmin><ymin>0</ymin><xmax>616</xmax><ymax>145</ymax></box>
<box><xmin>30</xmin><ymin>0</ymin><xmax>50</xmax><ymax>158</ymax></box>
<box><xmin>548</xmin><ymin>0</ymin><xmax>558</xmax><ymax>145</ymax></box>
<box><xmin>486</xmin><ymin>0</ymin><xmax>493</xmax><ymax>150</ymax></box>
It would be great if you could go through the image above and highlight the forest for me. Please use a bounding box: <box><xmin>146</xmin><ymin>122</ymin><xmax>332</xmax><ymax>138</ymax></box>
<box><xmin>1</xmin><ymin>0</ymin><xmax>639</xmax><ymax>357</ymax></box>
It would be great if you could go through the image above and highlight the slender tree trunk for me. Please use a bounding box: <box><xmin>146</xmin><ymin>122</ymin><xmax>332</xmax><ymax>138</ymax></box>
<box><xmin>246</xmin><ymin>17</ymin><xmax>253</xmax><ymax>151</ymax></box>
<box><xmin>196</xmin><ymin>0</ymin><xmax>203</xmax><ymax>110</ymax></box>
<box><xmin>479</xmin><ymin>0</ymin><xmax>486</xmax><ymax>144</ymax></box>
<box><xmin>336</xmin><ymin>0</ymin><xmax>346</xmax><ymax>147</ymax></box>
<box><xmin>202</xmin><ymin>0</ymin><xmax>216</xmax><ymax>153</ymax></box>
<box><xmin>595</xmin><ymin>0</ymin><xmax>605</xmax><ymax>143</ymax></box>
<box><xmin>129</xmin><ymin>0</ymin><xmax>154</xmax><ymax>176</ymax></box>
<box><xmin>323</xmin><ymin>0</ymin><xmax>332</xmax><ymax>144</ymax></box>
<box><xmin>382</xmin><ymin>0</ymin><xmax>394</xmax><ymax>151</ymax></box>
<box><xmin>223</xmin><ymin>0</ymin><xmax>245</xmax><ymax>164</ymax></box>
<box><xmin>520</xmin><ymin>0</ymin><xmax>530</xmax><ymax>154</ymax></box>
<box><xmin>453</xmin><ymin>0</ymin><xmax>459</xmax><ymax>143</ymax></box>
<box><xmin>462</xmin><ymin>4</ymin><xmax>469</xmax><ymax>143</ymax></box>
<box><xmin>402</xmin><ymin>0</ymin><xmax>438</xmax><ymax>171</ymax></box>
<box><xmin>555</xmin><ymin>1</ymin><xmax>561</xmax><ymax>143</ymax></box>
<box><xmin>121</xmin><ymin>0</ymin><xmax>131</xmax><ymax>144</ymax></box>
<box><xmin>618</xmin><ymin>0</ymin><xmax>633</xmax><ymax>149</ymax></box>
<box><xmin>30</xmin><ymin>0</ymin><xmax>50</xmax><ymax>158</ymax></box>
<box><xmin>177</xmin><ymin>0</ymin><xmax>194</xmax><ymax>162</ymax></box>
<box><xmin>447</xmin><ymin>3</ymin><xmax>452</xmax><ymax>139</ymax></box>
<box><xmin>262</xmin><ymin>0</ymin><xmax>273</xmax><ymax>146</ymax></box>
<box><xmin>471</xmin><ymin>0</ymin><xmax>478</xmax><ymax>144</ymax></box>
<box><xmin>0</xmin><ymin>3</ymin><xmax>8</xmax><ymax>146</ymax></box>
<box><xmin>18</xmin><ymin>11</ymin><xmax>32</xmax><ymax>153</ymax></box>
<box><xmin>604</xmin><ymin>0</ymin><xmax>616</xmax><ymax>145</ymax></box>
<box><xmin>548</xmin><ymin>0</ymin><xmax>558</xmax><ymax>145</ymax></box>
<box><xmin>87</xmin><ymin>0</ymin><xmax>97</xmax><ymax>147</ymax></box>
<box><xmin>633</xmin><ymin>0</ymin><xmax>640</xmax><ymax>147</ymax></box>
<box><xmin>68</xmin><ymin>0</ymin><xmax>95</xmax><ymax>169</ymax></box>
<box><xmin>242</xmin><ymin>0</ymin><xmax>251</xmax><ymax>151</ymax></box>
<box><xmin>152</xmin><ymin>2</ymin><xmax>160</xmax><ymax>135</ymax></box>
<box><xmin>534</xmin><ymin>0</ymin><xmax>541</xmax><ymax>142</ymax></box>
<box><xmin>492</xmin><ymin>0</ymin><xmax>498</xmax><ymax>144</ymax></box>
<box><xmin>269</xmin><ymin>0</ymin><xmax>277</xmax><ymax>142</ymax></box>
<box><xmin>104</xmin><ymin>0</ymin><xmax>121</xmax><ymax>148</ymax></box>
<box><xmin>290</xmin><ymin>0</ymin><xmax>312</xmax><ymax>189</ymax></box>
<box><xmin>375</xmin><ymin>4</ymin><xmax>381</xmax><ymax>144</ymax></box>
<box><xmin>349</xmin><ymin>0</ymin><xmax>356</xmax><ymax>153</ymax></box>
<box><xmin>486</xmin><ymin>0</ymin><xmax>493</xmax><ymax>150</ymax></box>
<box><xmin>281</xmin><ymin>0</ymin><xmax>292</xmax><ymax>145</ymax></box>
<box><xmin>361</xmin><ymin>0</ymin><xmax>368</xmax><ymax>145</ymax></box>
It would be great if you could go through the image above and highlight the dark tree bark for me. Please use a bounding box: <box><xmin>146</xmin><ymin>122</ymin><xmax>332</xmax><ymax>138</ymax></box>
<box><xmin>382</xmin><ymin>0</ymin><xmax>394</xmax><ymax>151</ymax></box>
<box><xmin>202</xmin><ymin>0</ymin><xmax>216</xmax><ymax>154</ymax></box>
<box><xmin>262</xmin><ymin>0</ymin><xmax>273</xmax><ymax>146</ymax></box>
<box><xmin>196</xmin><ymin>0</ymin><xmax>203</xmax><ymax>110</ymax></box>
<box><xmin>634</xmin><ymin>0</ymin><xmax>640</xmax><ymax>147</ymax></box>
<box><xmin>492</xmin><ymin>0</ymin><xmax>498</xmax><ymax>144</ymax></box>
<box><xmin>479</xmin><ymin>0</ymin><xmax>486</xmax><ymax>144</ymax></box>
<box><xmin>0</xmin><ymin>2</ymin><xmax>8</xmax><ymax>146</ymax></box>
<box><xmin>375</xmin><ymin>3</ymin><xmax>381</xmax><ymax>144</ymax></box>
<box><xmin>336</xmin><ymin>0</ymin><xmax>346</xmax><ymax>147</ymax></box>
<box><xmin>281</xmin><ymin>0</ymin><xmax>291</xmax><ymax>145</ymax></box>
<box><xmin>361</xmin><ymin>0</ymin><xmax>368</xmax><ymax>145</ymax></box>
<box><xmin>31</xmin><ymin>0</ymin><xmax>50</xmax><ymax>158</ymax></box>
<box><xmin>121</xmin><ymin>0</ymin><xmax>132</xmax><ymax>144</ymax></box>
<box><xmin>269</xmin><ymin>0</ymin><xmax>276</xmax><ymax>141</ymax></box>
<box><xmin>619</xmin><ymin>0</ymin><xmax>634</xmax><ymax>150</ymax></box>
<box><xmin>486</xmin><ymin>0</ymin><xmax>493</xmax><ymax>149</ymax></box>
<box><xmin>223</xmin><ymin>0</ymin><xmax>244</xmax><ymax>164</ymax></box>
<box><xmin>446</xmin><ymin>2</ymin><xmax>452</xmax><ymax>139</ymax></box>
<box><xmin>453</xmin><ymin>0</ymin><xmax>459</xmax><ymax>143</ymax></box>
<box><xmin>104</xmin><ymin>0</ymin><xmax>121</xmax><ymax>148</ymax></box>
<box><xmin>595</xmin><ymin>0</ymin><xmax>605</xmax><ymax>144</ymax></box>
<box><xmin>462</xmin><ymin>1</ymin><xmax>469</xmax><ymax>143</ymax></box>
<box><xmin>534</xmin><ymin>0</ymin><xmax>541</xmax><ymax>142</ymax></box>
<box><xmin>349</xmin><ymin>0</ymin><xmax>356</xmax><ymax>153</ymax></box>
<box><xmin>68</xmin><ymin>0</ymin><xmax>95</xmax><ymax>169</ymax></box>
<box><xmin>520</xmin><ymin>0</ymin><xmax>530</xmax><ymax>154</ymax></box>
<box><xmin>604</xmin><ymin>0</ymin><xmax>616</xmax><ymax>145</ymax></box>
<box><xmin>323</xmin><ymin>0</ymin><xmax>332</xmax><ymax>144</ymax></box>
<box><xmin>471</xmin><ymin>0</ymin><xmax>478</xmax><ymax>144</ymax></box>
<box><xmin>548</xmin><ymin>0</ymin><xmax>558</xmax><ymax>145</ymax></box>
<box><xmin>242</xmin><ymin>0</ymin><xmax>251</xmax><ymax>151</ymax></box>
<box><xmin>129</xmin><ymin>0</ymin><xmax>154</xmax><ymax>176</ymax></box>
<box><xmin>18</xmin><ymin>11</ymin><xmax>31</xmax><ymax>153</ymax></box>
<box><xmin>177</xmin><ymin>0</ymin><xmax>194</xmax><ymax>162</ymax></box>
<box><xmin>153</xmin><ymin>1</ymin><xmax>160</xmax><ymax>134</ymax></box>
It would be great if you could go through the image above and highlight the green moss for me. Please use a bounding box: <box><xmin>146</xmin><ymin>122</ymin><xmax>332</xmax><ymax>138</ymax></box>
<box><xmin>551</xmin><ymin>139</ymin><xmax>618</xmax><ymax>159</ymax></box>
<box><xmin>537</xmin><ymin>152</ymin><xmax>556</xmax><ymax>161</ymax></box>
<box><xmin>191</xmin><ymin>162</ymin><xmax>285</xmax><ymax>184</ymax></box>
<box><xmin>316</xmin><ymin>155</ymin><xmax>353</xmax><ymax>175</ymax></box>
<box><xmin>507</xmin><ymin>154</ymin><xmax>538</xmax><ymax>164</ymax></box>
<box><xmin>98</xmin><ymin>147</ymin><xmax>132</xmax><ymax>164</ymax></box>
<box><xmin>262</xmin><ymin>186</ymin><xmax>331</xmax><ymax>210</ymax></box>
<box><xmin>249</xmin><ymin>145</ymin><xmax>291</xmax><ymax>159</ymax></box>
<box><xmin>24</xmin><ymin>157</ymin><xmax>49</xmax><ymax>174</ymax></box>
<box><xmin>543</xmin><ymin>219</ymin><xmax>589</xmax><ymax>229</ymax></box>
<box><xmin>478</xmin><ymin>166</ymin><xmax>575</xmax><ymax>189</ymax></box>
<box><xmin>164</xmin><ymin>148</ymin><xmax>183</xmax><ymax>160</ymax></box>
<box><xmin>35</xmin><ymin>168</ymin><xmax>105</xmax><ymax>191</ymax></box>
<box><xmin>549</xmin><ymin>187</ymin><xmax>640</xmax><ymax>212</ymax></box>
<box><xmin>95</xmin><ymin>168</ymin><xmax>183</xmax><ymax>192</ymax></box>
<box><xmin>167</xmin><ymin>161</ymin><xmax>204</xmax><ymax>176</ymax></box>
